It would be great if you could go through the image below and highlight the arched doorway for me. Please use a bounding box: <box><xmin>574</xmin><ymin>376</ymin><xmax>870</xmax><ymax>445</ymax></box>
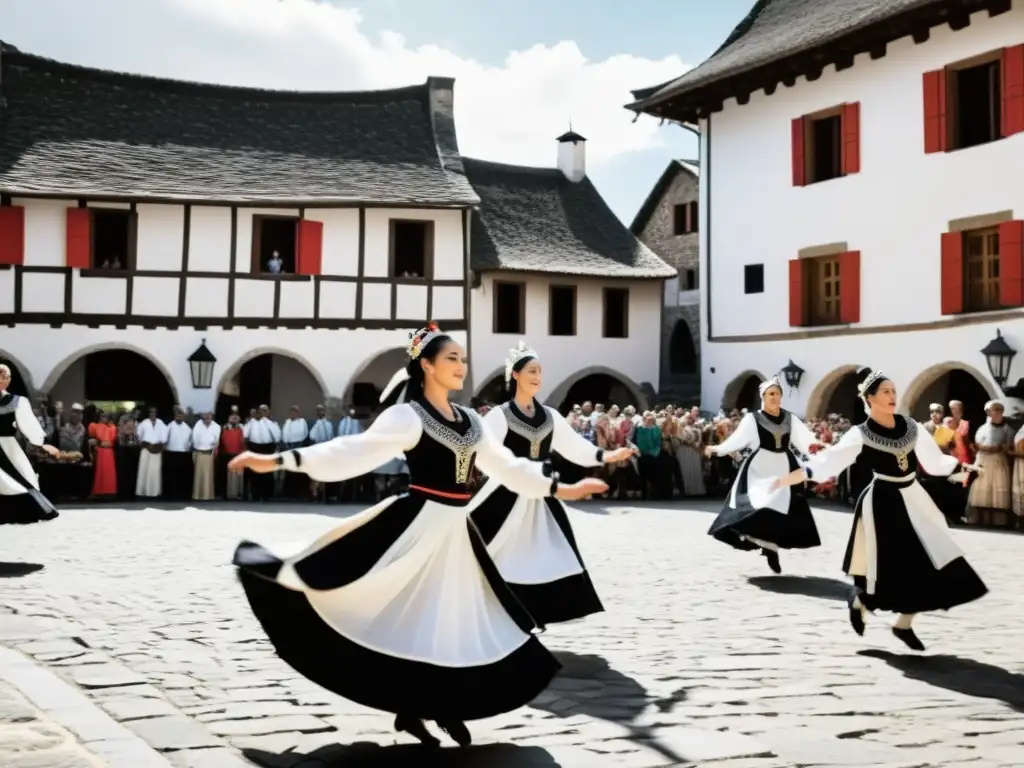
<box><xmin>0</xmin><ymin>354</ymin><xmax>31</xmax><ymax>397</ymax></box>
<box><xmin>905</xmin><ymin>364</ymin><xmax>995</xmax><ymax>433</ymax></box>
<box><xmin>823</xmin><ymin>370</ymin><xmax>868</xmax><ymax>423</ymax></box>
<box><xmin>47</xmin><ymin>349</ymin><xmax>176</xmax><ymax>418</ymax></box>
<box><xmin>553</xmin><ymin>374</ymin><xmax>641</xmax><ymax>414</ymax></box>
<box><xmin>216</xmin><ymin>351</ymin><xmax>326</xmax><ymax>422</ymax></box>
<box><xmin>340</xmin><ymin>348</ymin><xmax>409</xmax><ymax>416</ymax></box>
<box><xmin>668</xmin><ymin>319</ymin><xmax>698</xmax><ymax>374</ymax></box>
<box><xmin>721</xmin><ymin>370</ymin><xmax>765</xmax><ymax>412</ymax></box>
<box><xmin>474</xmin><ymin>374</ymin><xmax>506</xmax><ymax>407</ymax></box>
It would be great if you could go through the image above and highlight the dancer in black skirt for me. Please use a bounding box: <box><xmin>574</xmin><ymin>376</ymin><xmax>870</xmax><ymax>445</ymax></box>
<box><xmin>0</xmin><ymin>364</ymin><xmax>60</xmax><ymax>524</ymax></box>
<box><xmin>228</xmin><ymin>325</ymin><xmax>607</xmax><ymax>748</ymax></box>
<box><xmin>705</xmin><ymin>376</ymin><xmax>821</xmax><ymax>573</ymax></box>
<box><xmin>772</xmin><ymin>370</ymin><xmax>986</xmax><ymax>651</ymax></box>
<box><xmin>471</xmin><ymin>342</ymin><xmax>636</xmax><ymax>627</ymax></box>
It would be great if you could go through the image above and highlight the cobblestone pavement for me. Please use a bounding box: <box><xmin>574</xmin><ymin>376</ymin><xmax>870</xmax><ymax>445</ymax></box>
<box><xmin>0</xmin><ymin>500</ymin><xmax>1022</xmax><ymax>767</ymax></box>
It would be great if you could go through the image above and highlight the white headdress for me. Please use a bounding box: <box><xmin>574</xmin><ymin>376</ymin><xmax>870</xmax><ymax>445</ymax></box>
<box><xmin>378</xmin><ymin>323</ymin><xmax>445</xmax><ymax>404</ymax></box>
<box><xmin>504</xmin><ymin>341</ymin><xmax>538</xmax><ymax>384</ymax></box>
<box><xmin>758</xmin><ymin>376</ymin><xmax>782</xmax><ymax>398</ymax></box>
<box><xmin>856</xmin><ymin>370</ymin><xmax>888</xmax><ymax>408</ymax></box>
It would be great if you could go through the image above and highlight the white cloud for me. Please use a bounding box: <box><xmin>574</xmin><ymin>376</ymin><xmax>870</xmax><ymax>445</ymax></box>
<box><xmin>3</xmin><ymin>0</ymin><xmax>688</xmax><ymax>169</ymax></box>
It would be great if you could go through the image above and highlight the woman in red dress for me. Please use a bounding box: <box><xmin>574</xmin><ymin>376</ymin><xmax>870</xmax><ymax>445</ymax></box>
<box><xmin>89</xmin><ymin>411</ymin><xmax>118</xmax><ymax>498</ymax></box>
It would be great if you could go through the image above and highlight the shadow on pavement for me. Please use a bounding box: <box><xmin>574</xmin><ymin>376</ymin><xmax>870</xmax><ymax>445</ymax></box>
<box><xmin>533</xmin><ymin>651</ymin><xmax>687</xmax><ymax>764</ymax></box>
<box><xmin>0</xmin><ymin>561</ymin><xmax>44</xmax><ymax>578</ymax></box>
<box><xmin>858</xmin><ymin>650</ymin><xmax>1024</xmax><ymax>711</ymax></box>
<box><xmin>243</xmin><ymin>742</ymin><xmax>563</xmax><ymax>767</ymax></box>
<box><xmin>746</xmin><ymin>575</ymin><xmax>852</xmax><ymax>602</ymax></box>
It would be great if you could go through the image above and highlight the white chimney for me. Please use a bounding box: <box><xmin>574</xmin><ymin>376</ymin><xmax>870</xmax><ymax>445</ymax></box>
<box><xmin>556</xmin><ymin>130</ymin><xmax>586</xmax><ymax>182</ymax></box>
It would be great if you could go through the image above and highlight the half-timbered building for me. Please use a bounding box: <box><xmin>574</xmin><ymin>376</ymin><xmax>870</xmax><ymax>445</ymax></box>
<box><xmin>629</xmin><ymin>0</ymin><xmax>1024</xmax><ymax>427</ymax></box>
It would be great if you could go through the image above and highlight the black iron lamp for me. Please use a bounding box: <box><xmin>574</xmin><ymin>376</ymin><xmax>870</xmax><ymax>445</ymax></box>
<box><xmin>188</xmin><ymin>339</ymin><xmax>217</xmax><ymax>390</ymax></box>
<box><xmin>981</xmin><ymin>329</ymin><xmax>1016</xmax><ymax>391</ymax></box>
<box><xmin>779</xmin><ymin>359</ymin><xmax>805</xmax><ymax>390</ymax></box>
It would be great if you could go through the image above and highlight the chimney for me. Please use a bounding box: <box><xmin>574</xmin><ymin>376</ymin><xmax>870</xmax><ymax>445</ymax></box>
<box><xmin>556</xmin><ymin>130</ymin><xmax>586</xmax><ymax>182</ymax></box>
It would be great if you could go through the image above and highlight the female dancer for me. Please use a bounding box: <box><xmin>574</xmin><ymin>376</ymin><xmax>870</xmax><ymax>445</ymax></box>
<box><xmin>704</xmin><ymin>376</ymin><xmax>820</xmax><ymax>573</ymax></box>
<box><xmin>772</xmin><ymin>370</ymin><xmax>987</xmax><ymax>651</ymax></box>
<box><xmin>0</xmin><ymin>364</ymin><xmax>60</xmax><ymax>523</ymax></box>
<box><xmin>471</xmin><ymin>342</ymin><xmax>635</xmax><ymax>627</ymax></box>
<box><xmin>228</xmin><ymin>326</ymin><xmax>607</xmax><ymax>748</ymax></box>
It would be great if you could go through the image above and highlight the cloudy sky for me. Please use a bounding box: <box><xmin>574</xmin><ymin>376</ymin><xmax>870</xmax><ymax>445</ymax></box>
<box><xmin>0</xmin><ymin>0</ymin><xmax>751</xmax><ymax>223</ymax></box>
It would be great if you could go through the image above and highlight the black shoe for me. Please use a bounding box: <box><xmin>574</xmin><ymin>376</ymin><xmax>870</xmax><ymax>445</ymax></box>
<box><xmin>394</xmin><ymin>715</ymin><xmax>439</xmax><ymax>746</ymax></box>
<box><xmin>892</xmin><ymin>626</ymin><xmax>925</xmax><ymax>651</ymax></box>
<box><xmin>762</xmin><ymin>549</ymin><xmax>782</xmax><ymax>574</ymax></box>
<box><xmin>847</xmin><ymin>593</ymin><xmax>865</xmax><ymax>636</ymax></box>
<box><xmin>436</xmin><ymin>719</ymin><xmax>472</xmax><ymax>747</ymax></box>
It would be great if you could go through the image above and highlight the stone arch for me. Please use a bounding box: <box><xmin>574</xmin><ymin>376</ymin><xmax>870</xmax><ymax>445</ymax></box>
<box><xmin>721</xmin><ymin>369</ymin><xmax>766</xmax><ymax>411</ymax></box>
<box><xmin>804</xmin><ymin>365</ymin><xmax>864</xmax><ymax>418</ymax></box>
<box><xmin>0</xmin><ymin>349</ymin><xmax>36</xmax><ymax>398</ymax></box>
<box><xmin>339</xmin><ymin>347</ymin><xmax>409</xmax><ymax>412</ymax></box>
<box><xmin>215</xmin><ymin>347</ymin><xmax>328</xmax><ymax>421</ymax></box>
<box><xmin>668</xmin><ymin>319</ymin><xmax>698</xmax><ymax>374</ymax></box>
<box><xmin>902</xmin><ymin>361</ymin><xmax>998</xmax><ymax>428</ymax></box>
<box><xmin>41</xmin><ymin>342</ymin><xmax>180</xmax><ymax>406</ymax></box>
<box><xmin>545</xmin><ymin>366</ymin><xmax>647</xmax><ymax>414</ymax></box>
<box><xmin>473</xmin><ymin>367</ymin><xmax>507</xmax><ymax>406</ymax></box>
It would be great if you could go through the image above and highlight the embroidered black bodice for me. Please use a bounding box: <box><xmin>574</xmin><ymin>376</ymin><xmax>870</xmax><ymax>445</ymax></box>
<box><xmin>405</xmin><ymin>399</ymin><xmax>482</xmax><ymax>495</ymax></box>
<box><xmin>500</xmin><ymin>399</ymin><xmax>553</xmax><ymax>460</ymax></box>
<box><xmin>754</xmin><ymin>409</ymin><xmax>793</xmax><ymax>452</ymax></box>
<box><xmin>0</xmin><ymin>394</ymin><xmax>20</xmax><ymax>438</ymax></box>
<box><xmin>855</xmin><ymin>416</ymin><xmax>920</xmax><ymax>476</ymax></box>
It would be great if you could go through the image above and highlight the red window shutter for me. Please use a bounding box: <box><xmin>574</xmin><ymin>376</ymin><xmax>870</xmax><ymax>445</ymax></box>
<box><xmin>65</xmin><ymin>208</ymin><xmax>91</xmax><ymax>269</ymax></box>
<box><xmin>1001</xmin><ymin>44</ymin><xmax>1024</xmax><ymax>138</ymax></box>
<box><xmin>922</xmin><ymin>69</ymin><xmax>947</xmax><ymax>154</ymax></box>
<box><xmin>940</xmin><ymin>231</ymin><xmax>963</xmax><ymax>315</ymax></box>
<box><xmin>788</xmin><ymin>259</ymin><xmax>806</xmax><ymax>326</ymax></box>
<box><xmin>0</xmin><ymin>206</ymin><xmax>25</xmax><ymax>266</ymax></box>
<box><xmin>296</xmin><ymin>219</ymin><xmax>323</xmax><ymax>275</ymax></box>
<box><xmin>838</xmin><ymin>250</ymin><xmax>861</xmax><ymax>323</ymax></box>
<box><xmin>999</xmin><ymin>220</ymin><xmax>1024</xmax><ymax>307</ymax></box>
<box><xmin>840</xmin><ymin>102</ymin><xmax>861</xmax><ymax>175</ymax></box>
<box><xmin>791</xmin><ymin>117</ymin><xmax>806</xmax><ymax>186</ymax></box>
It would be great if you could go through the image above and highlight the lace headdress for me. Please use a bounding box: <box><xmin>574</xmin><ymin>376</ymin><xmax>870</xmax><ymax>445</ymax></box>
<box><xmin>758</xmin><ymin>376</ymin><xmax>782</xmax><ymax>398</ymax></box>
<box><xmin>504</xmin><ymin>341</ymin><xmax>538</xmax><ymax>383</ymax></box>
<box><xmin>378</xmin><ymin>323</ymin><xmax>445</xmax><ymax>404</ymax></box>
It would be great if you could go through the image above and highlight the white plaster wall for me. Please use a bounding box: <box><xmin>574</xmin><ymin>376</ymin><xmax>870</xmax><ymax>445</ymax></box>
<box><xmin>705</xmin><ymin>4</ymin><xmax>1024</xmax><ymax>338</ymax></box>
<box><xmin>189</xmin><ymin>206</ymin><xmax>233</xmax><ymax>272</ymax></box>
<box><xmin>136</xmin><ymin>204</ymin><xmax>185</xmax><ymax>272</ymax></box>
<box><xmin>469</xmin><ymin>274</ymin><xmax>662</xmax><ymax>401</ymax></box>
<box><xmin>13</xmin><ymin>197</ymin><xmax>73</xmax><ymax>267</ymax></box>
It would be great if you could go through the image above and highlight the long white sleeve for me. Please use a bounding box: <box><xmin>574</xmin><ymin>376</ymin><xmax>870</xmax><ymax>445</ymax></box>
<box><xmin>914</xmin><ymin>424</ymin><xmax>961</xmax><ymax>476</ymax></box>
<box><xmin>788</xmin><ymin>415</ymin><xmax>819</xmax><ymax>455</ymax></box>
<box><xmin>549</xmin><ymin>407</ymin><xmax>602</xmax><ymax>467</ymax></box>
<box><xmin>802</xmin><ymin>427</ymin><xmax>864</xmax><ymax>482</ymax></box>
<box><xmin>278</xmin><ymin>404</ymin><xmax>420</xmax><ymax>482</ymax></box>
<box><xmin>711</xmin><ymin>412</ymin><xmax>757</xmax><ymax>455</ymax></box>
<box><xmin>14</xmin><ymin>396</ymin><xmax>45</xmax><ymax>447</ymax></box>
<box><xmin>482</xmin><ymin>407</ymin><xmax>509</xmax><ymax>442</ymax></box>
<box><xmin>475</xmin><ymin>416</ymin><xmax>555</xmax><ymax>498</ymax></box>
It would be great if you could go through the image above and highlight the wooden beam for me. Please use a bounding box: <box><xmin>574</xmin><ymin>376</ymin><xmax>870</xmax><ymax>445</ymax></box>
<box><xmin>835</xmin><ymin>52</ymin><xmax>855</xmax><ymax>72</ymax></box>
<box><xmin>947</xmin><ymin>13</ymin><xmax>970</xmax><ymax>31</ymax></box>
<box><xmin>911</xmin><ymin>27</ymin><xmax>930</xmax><ymax>44</ymax></box>
<box><xmin>869</xmin><ymin>43</ymin><xmax>887</xmax><ymax>60</ymax></box>
<box><xmin>986</xmin><ymin>0</ymin><xmax>1011</xmax><ymax>17</ymax></box>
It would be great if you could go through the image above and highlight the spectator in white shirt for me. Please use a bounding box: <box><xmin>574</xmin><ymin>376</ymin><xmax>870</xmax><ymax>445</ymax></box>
<box><xmin>163</xmin><ymin>407</ymin><xmax>194</xmax><ymax>502</ymax></box>
<box><xmin>281</xmin><ymin>405</ymin><xmax>310</xmax><ymax>500</ymax></box>
<box><xmin>135</xmin><ymin>407</ymin><xmax>168</xmax><ymax>498</ymax></box>
<box><xmin>308</xmin><ymin>404</ymin><xmax>334</xmax><ymax>502</ymax></box>
<box><xmin>191</xmin><ymin>412</ymin><xmax>221</xmax><ymax>501</ymax></box>
<box><xmin>244</xmin><ymin>404</ymin><xmax>281</xmax><ymax>501</ymax></box>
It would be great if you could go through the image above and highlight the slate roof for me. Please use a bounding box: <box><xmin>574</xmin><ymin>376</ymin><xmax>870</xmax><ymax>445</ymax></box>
<box><xmin>628</xmin><ymin>0</ymin><xmax>950</xmax><ymax>111</ymax></box>
<box><xmin>463</xmin><ymin>157</ymin><xmax>676</xmax><ymax>280</ymax></box>
<box><xmin>629</xmin><ymin>159</ymin><xmax>699</xmax><ymax>236</ymax></box>
<box><xmin>0</xmin><ymin>42</ymin><xmax>479</xmax><ymax>205</ymax></box>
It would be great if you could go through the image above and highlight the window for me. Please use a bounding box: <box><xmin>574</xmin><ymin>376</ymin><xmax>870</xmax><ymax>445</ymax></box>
<box><xmin>792</xmin><ymin>103</ymin><xmax>859</xmax><ymax>185</ymax></box>
<box><xmin>602</xmin><ymin>287</ymin><xmax>629</xmax><ymax>338</ymax></box>
<box><xmin>493</xmin><ymin>281</ymin><xmax>525</xmax><ymax>334</ymax></box>
<box><xmin>679</xmin><ymin>268</ymin><xmax>698</xmax><ymax>291</ymax></box>
<box><xmin>808</xmin><ymin>113</ymin><xmax>841</xmax><ymax>183</ymax></box>
<box><xmin>744</xmin><ymin>264</ymin><xmax>764</xmax><ymax>294</ymax></box>
<box><xmin>390</xmin><ymin>220</ymin><xmax>434</xmax><ymax>278</ymax></box>
<box><xmin>672</xmin><ymin>201</ymin><xmax>698</xmax><ymax>235</ymax></box>
<box><xmin>952</xmin><ymin>60</ymin><xmax>1001</xmax><ymax>150</ymax></box>
<box><xmin>91</xmin><ymin>209</ymin><xmax>134</xmax><ymax>270</ymax></box>
<box><xmin>963</xmin><ymin>227</ymin><xmax>1000</xmax><ymax>313</ymax></box>
<box><xmin>251</xmin><ymin>215</ymin><xmax>297</xmax><ymax>274</ymax></box>
<box><xmin>806</xmin><ymin>255</ymin><xmax>842</xmax><ymax>326</ymax></box>
<box><xmin>549</xmin><ymin>285</ymin><xmax>576</xmax><ymax>336</ymax></box>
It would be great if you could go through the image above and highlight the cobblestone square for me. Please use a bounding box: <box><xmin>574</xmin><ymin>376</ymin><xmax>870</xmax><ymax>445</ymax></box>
<box><xmin>0</xmin><ymin>501</ymin><xmax>1022</xmax><ymax>767</ymax></box>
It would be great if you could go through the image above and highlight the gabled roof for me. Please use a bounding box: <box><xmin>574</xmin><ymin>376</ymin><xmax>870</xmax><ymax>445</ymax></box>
<box><xmin>627</xmin><ymin>0</ymin><xmax>978</xmax><ymax>118</ymax></box>
<box><xmin>0</xmin><ymin>42</ymin><xmax>479</xmax><ymax>205</ymax></box>
<box><xmin>630</xmin><ymin>159</ymin><xmax>699</xmax><ymax>236</ymax></box>
<box><xmin>463</xmin><ymin>158</ymin><xmax>676</xmax><ymax>280</ymax></box>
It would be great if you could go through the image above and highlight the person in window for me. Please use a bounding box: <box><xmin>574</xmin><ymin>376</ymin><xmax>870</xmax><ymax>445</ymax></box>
<box><xmin>267</xmin><ymin>250</ymin><xmax>283</xmax><ymax>274</ymax></box>
<box><xmin>704</xmin><ymin>377</ymin><xmax>821</xmax><ymax>574</ymax></box>
<box><xmin>771</xmin><ymin>370</ymin><xmax>986</xmax><ymax>651</ymax></box>
<box><xmin>228</xmin><ymin>324</ymin><xmax>606</xmax><ymax>748</ymax></box>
